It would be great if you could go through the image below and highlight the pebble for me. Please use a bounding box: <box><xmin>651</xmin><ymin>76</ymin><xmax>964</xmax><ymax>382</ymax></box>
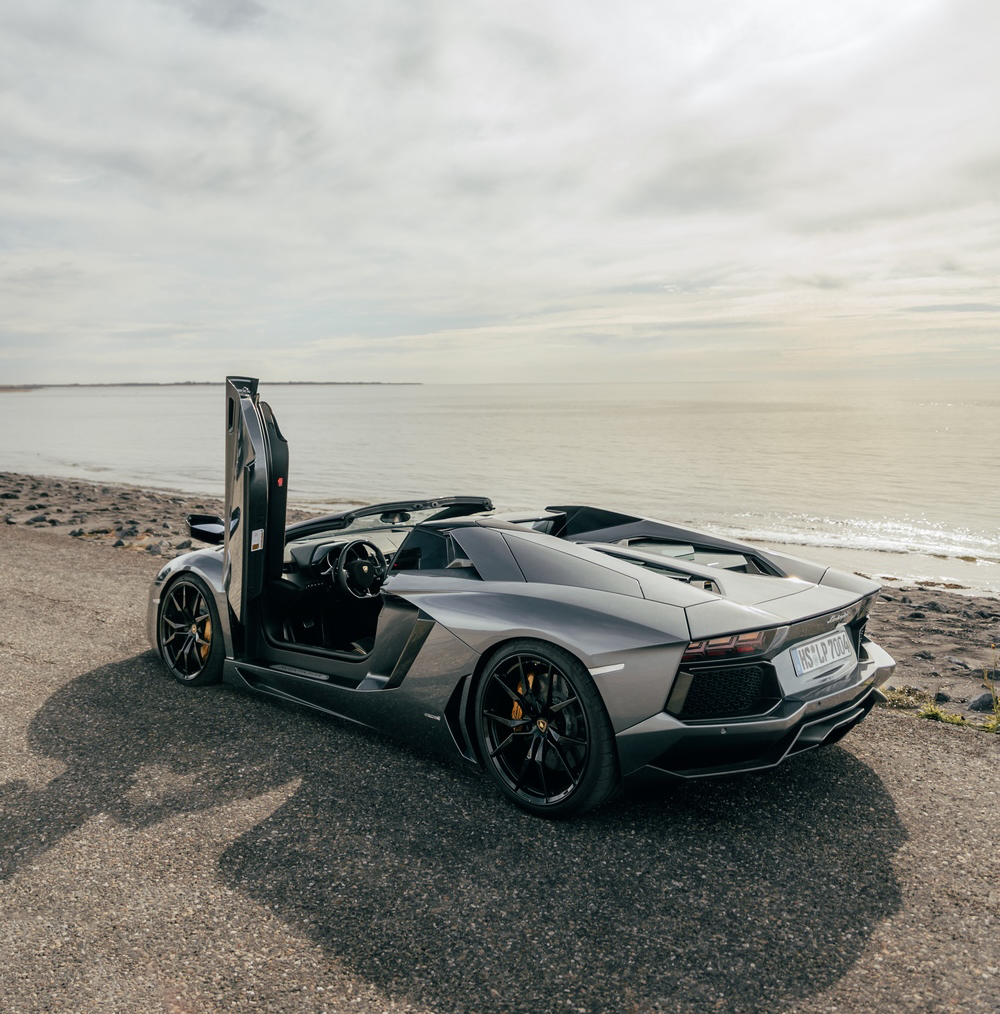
<box><xmin>967</xmin><ymin>692</ymin><xmax>996</xmax><ymax>713</ymax></box>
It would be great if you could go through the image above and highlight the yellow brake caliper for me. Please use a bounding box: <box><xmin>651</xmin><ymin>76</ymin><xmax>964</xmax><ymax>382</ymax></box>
<box><xmin>200</xmin><ymin>617</ymin><xmax>212</xmax><ymax>660</ymax></box>
<box><xmin>512</xmin><ymin>672</ymin><xmax>534</xmax><ymax>721</ymax></box>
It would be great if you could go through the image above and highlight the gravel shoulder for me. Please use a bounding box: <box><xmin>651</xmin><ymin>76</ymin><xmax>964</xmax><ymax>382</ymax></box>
<box><xmin>1</xmin><ymin>478</ymin><xmax>998</xmax><ymax>1013</ymax></box>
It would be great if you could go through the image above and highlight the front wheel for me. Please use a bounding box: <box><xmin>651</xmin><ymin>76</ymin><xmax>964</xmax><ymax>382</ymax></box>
<box><xmin>474</xmin><ymin>640</ymin><xmax>619</xmax><ymax>817</ymax></box>
<box><xmin>157</xmin><ymin>575</ymin><xmax>224</xmax><ymax>686</ymax></box>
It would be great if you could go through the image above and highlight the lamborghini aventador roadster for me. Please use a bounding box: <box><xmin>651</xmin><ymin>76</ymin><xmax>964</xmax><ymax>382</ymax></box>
<box><xmin>147</xmin><ymin>376</ymin><xmax>896</xmax><ymax>816</ymax></box>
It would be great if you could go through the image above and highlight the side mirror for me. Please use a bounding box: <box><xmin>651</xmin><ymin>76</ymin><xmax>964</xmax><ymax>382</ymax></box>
<box><xmin>187</xmin><ymin>514</ymin><xmax>226</xmax><ymax>545</ymax></box>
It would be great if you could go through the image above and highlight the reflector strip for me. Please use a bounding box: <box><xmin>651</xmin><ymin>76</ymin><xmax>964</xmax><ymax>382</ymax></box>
<box><xmin>589</xmin><ymin>663</ymin><xmax>625</xmax><ymax>676</ymax></box>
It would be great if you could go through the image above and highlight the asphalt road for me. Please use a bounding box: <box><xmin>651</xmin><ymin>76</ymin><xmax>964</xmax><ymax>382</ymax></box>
<box><xmin>1</xmin><ymin>525</ymin><xmax>997</xmax><ymax>1014</ymax></box>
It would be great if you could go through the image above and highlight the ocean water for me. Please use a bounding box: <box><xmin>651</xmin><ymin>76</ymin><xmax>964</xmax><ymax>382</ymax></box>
<box><xmin>2</xmin><ymin>379</ymin><xmax>998</xmax><ymax>593</ymax></box>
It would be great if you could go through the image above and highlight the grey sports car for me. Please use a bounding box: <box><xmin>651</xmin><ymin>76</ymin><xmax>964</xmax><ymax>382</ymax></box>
<box><xmin>148</xmin><ymin>376</ymin><xmax>896</xmax><ymax>816</ymax></box>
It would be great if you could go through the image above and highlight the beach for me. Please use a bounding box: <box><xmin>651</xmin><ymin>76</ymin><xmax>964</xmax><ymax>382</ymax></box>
<box><xmin>1</xmin><ymin>482</ymin><xmax>997</xmax><ymax>1013</ymax></box>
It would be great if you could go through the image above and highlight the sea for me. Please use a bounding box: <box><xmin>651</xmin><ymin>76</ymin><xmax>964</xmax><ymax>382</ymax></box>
<box><xmin>2</xmin><ymin>379</ymin><xmax>998</xmax><ymax>595</ymax></box>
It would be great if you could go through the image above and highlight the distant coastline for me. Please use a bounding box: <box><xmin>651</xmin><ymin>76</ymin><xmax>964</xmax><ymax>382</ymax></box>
<box><xmin>0</xmin><ymin>381</ymin><xmax>421</xmax><ymax>392</ymax></box>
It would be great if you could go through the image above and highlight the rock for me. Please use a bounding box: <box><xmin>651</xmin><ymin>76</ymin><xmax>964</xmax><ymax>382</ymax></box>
<box><xmin>922</xmin><ymin>601</ymin><xmax>945</xmax><ymax>612</ymax></box>
<box><xmin>934</xmin><ymin>691</ymin><xmax>951</xmax><ymax>703</ymax></box>
<box><xmin>881</xmin><ymin>594</ymin><xmax>894</xmax><ymax>602</ymax></box>
<box><xmin>945</xmin><ymin>656</ymin><xmax>970</xmax><ymax>669</ymax></box>
<box><xmin>70</xmin><ymin>529</ymin><xmax>84</xmax><ymax>537</ymax></box>
<box><xmin>967</xmin><ymin>692</ymin><xmax>996</xmax><ymax>713</ymax></box>
<box><xmin>175</xmin><ymin>540</ymin><xmax>193</xmax><ymax>550</ymax></box>
<box><xmin>900</xmin><ymin>596</ymin><xmax>912</xmax><ymax>604</ymax></box>
<box><xmin>146</xmin><ymin>543</ymin><xmax>162</xmax><ymax>555</ymax></box>
<box><xmin>914</xmin><ymin>650</ymin><xmax>935</xmax><ymax>660</ymax></box>
<box><xmin>26</xmin><ymin>514</ymin><xmax>48</xmax><ymax>524</ymax></box>
<box><xmin>907</xmin><ymin>611</ymin><xmax>926</xmax><ymax>619</ymax></box>
<box><xmin>112</xmin><ymin>538</ymin><xmax>126</xmax><ymax>547</ymax></box>
<box><xmin>929</xmin><ymin>670</ymin><xmax>942</xmax><ymax>678</ymax></box>
<box><xmin>0</xmin><ymin>492</ymin><xmax>19</xmax><ymax>499</ymax></box>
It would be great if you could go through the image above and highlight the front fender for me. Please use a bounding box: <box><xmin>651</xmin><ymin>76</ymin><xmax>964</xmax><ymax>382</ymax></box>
<box><xmin>146</xmin><ymin>549</ymin><xmax>232</xmax><ymax>658</ymax></box>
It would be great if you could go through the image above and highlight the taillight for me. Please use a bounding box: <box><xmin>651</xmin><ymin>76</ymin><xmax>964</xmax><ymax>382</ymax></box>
<box><xmin>682</xmin><ymin>627</ymin><xmax>783</xmax><ymax>662</ymax></box>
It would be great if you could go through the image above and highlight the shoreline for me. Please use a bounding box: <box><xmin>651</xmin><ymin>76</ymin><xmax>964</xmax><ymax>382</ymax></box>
<box><xmin>1</xmin><ymin>466</ymin><xmax>997</xmax><ymax>594</ymax></box>
<box><xmin>0</xmin><ymin>382</ymin><xmax>421</xmax><ymax>392</ymax></box>
<box><xmin>2</xmin><ymin>469</ymin><xmax>997</xmax><ymax>725</ymax></box>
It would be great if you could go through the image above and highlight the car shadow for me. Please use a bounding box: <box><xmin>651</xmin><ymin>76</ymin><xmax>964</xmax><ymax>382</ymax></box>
<box><xmin>3</xmin><ymin>654</ymin><xmax>907</xmax><ymax>1014</ymax></box>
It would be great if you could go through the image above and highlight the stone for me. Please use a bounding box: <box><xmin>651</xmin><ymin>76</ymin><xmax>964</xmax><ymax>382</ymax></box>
<box><xmin>967</xmin><ymin>692</ymin><xmax>996</xmax><ymax>713</ymax></box>
<box><xmin>945</xmin><ymin>656</ymin><xmax>970</xmax><ymax>669</ymax></box>
<box><xmin>934</xmin><ymin>691</ymin><xmax>951</xmax><ymax>703</ymax></box>
<box><xmin>914</xmin><ymin>650</ymin><xmax>935</xmax><ymax>660</ymax></box>
<box><xmin>112</xmin><ymin>538</ymin><xmax>126</xmax><ymax>547</ymax></box>
<box><xmin>175</xmin><ymin>540</ymin><xmax>193</xmax><ymax>550</ymax></box>
<box><xmin>146</xmin><ymin>543</ymin><xmax>162</xmax><ymax>555</ymax></box>
<box><xmin>907</xmin><ymin>611</ymin><xmax>926</xmax><ymax>619</ymax></box>
<box><xmin>0</xmin><ymin>492</ymin><xmax>19</xmax><ymax>499</ymax></box>
<box><xmin>922</xmin><ymin>601</ymin><xmax>945</xmax><ymax>612</ymax></box>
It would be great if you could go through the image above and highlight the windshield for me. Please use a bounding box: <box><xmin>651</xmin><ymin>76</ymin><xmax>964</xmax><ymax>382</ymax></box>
<box><xmin>285</xmin><ymin>497</ymin><xmax>493</xmax><ymax>542</ymax></box>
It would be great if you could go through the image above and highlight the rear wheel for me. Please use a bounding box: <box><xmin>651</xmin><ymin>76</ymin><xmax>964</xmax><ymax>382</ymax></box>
<box><xmin>157</xmin><ymin>575</ymin><xmax>224</xmax><ymax>686</ymax></box>
<box><xmin>474</xmin><ymin>640</ymin><xmax>618</xmax><ymax>817</ymax></box>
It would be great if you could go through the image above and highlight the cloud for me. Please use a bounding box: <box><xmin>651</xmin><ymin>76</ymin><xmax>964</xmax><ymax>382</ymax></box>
<box><xmin>0</xmin><ymin>0</ymin><xmax>999</xmax><ymax>382</ymax></box>
<box><xmin>905</xmin><ymin>303</ymin><xmax>1000</xmax><ymax>313</ymax></box>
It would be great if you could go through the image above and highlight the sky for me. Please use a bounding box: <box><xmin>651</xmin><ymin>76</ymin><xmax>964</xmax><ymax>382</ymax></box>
<box><xmin>2</xmin><ymin>0</ymin><xmax>999</xmax><ymax>385</ymax></box>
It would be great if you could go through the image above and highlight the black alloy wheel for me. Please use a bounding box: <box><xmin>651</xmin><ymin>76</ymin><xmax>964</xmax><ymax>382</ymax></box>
<box><xmin>158</xmin><ymin>576</ymin><xmax>224</xmax><ymax>686</ymax></box>
<box><xmin>474</xmin><ymin>640</ymin><xmax>618</xmax><ymax>817</ymax></box>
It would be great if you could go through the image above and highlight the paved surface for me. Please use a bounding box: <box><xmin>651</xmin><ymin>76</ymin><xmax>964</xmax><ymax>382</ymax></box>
<box><xmin>1</xmin><ymin>525</ymin><xmax>997</xmax><ymax>1014</ymax></box>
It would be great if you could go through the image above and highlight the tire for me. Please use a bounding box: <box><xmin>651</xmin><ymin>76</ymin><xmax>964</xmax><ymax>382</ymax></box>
<box><xmin>474</xmin><ymin>639</ymin><xmax>619</xmax><ymax>817</ymax></box>
<box><xmin>157</xmin><ymin>575</ymin><xmax>225</xmax><ymax>686</ymax></box>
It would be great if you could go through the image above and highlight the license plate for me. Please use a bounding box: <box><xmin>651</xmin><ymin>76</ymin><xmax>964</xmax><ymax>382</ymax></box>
<box><xmin>792</xmin><ymin>629</ymin><xmax>855</xmax><ymax>678</ymax></box>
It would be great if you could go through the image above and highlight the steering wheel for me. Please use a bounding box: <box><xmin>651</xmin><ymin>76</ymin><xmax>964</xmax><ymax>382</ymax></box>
<box><xmin>333</xmin><ymin>540</ymin><xmax>388</xmax><ymax>600</ymax></box>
